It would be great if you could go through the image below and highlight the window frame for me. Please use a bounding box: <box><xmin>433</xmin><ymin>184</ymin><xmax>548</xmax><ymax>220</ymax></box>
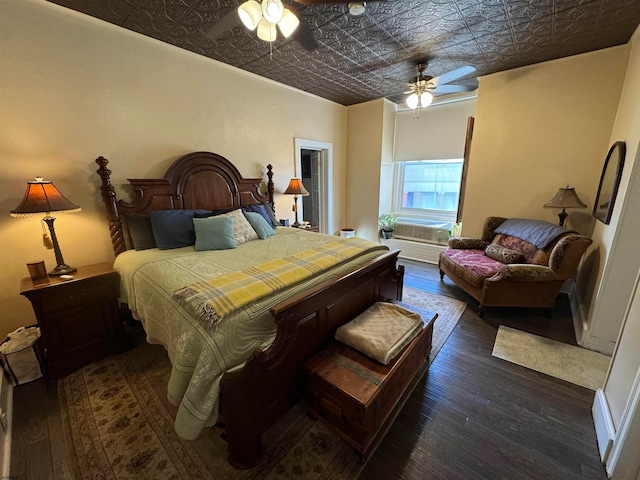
<box><xmin>392</xmin><ymin>158</ymin><xmax>464</xmax><ymax>223</ymax></box>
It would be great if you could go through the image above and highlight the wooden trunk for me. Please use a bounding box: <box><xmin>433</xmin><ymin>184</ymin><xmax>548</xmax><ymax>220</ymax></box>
<box><xmin>304</xmin><ymin>312</ymin><xmax>435</xmax><ymax>461</ymax></box>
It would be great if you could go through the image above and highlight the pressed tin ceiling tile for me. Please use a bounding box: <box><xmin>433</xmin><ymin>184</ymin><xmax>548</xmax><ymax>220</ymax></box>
<box><xmin>47</xmin><ymin>0</ymin><xmax>640</xmax><ymax>106</ymax></box>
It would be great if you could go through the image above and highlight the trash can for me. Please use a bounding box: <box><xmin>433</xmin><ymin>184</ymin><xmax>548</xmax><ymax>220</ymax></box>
<box><xmin>0</xmin><ymin>325</ymin><xmax>44</xmax><ymax>385</ymax></box>
<box><xmin>340</xmin><ymin>228</ymin><xmax>355</xmax><ymax>238</ymax></box>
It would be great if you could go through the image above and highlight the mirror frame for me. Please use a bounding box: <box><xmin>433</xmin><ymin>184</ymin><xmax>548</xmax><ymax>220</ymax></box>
<box><xmin>593</xmin><ymin>141</ymin><xmax>626</xmax><ymax>225</ymax></box>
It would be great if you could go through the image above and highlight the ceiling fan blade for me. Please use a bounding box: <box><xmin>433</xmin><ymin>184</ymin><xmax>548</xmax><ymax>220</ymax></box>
<box><xmin>430</xmin><ymin>84</ymin><xmax>476</xmax><ymax>94</ymax></box>
<box><xmin>429</xmin><ymin>66</ymin><xmax>476</xmax><ymax>87</ymax></box>
<box><xmin>294</xmin><ymin>22</ymin><xmax>318</xmax><ymax>51</ymax></box>
<box><xmin>384</xmin><ymin>78</ymin><xmax>413</xmax><ymax>88</ymax></box>
<box><xmin>293</xmin><ymin>0</ymin><xmax>387</xmax><ymax>4</ymax></box>
<box><xmin>205</xmin><ymin>9</ymin><xmax>242</xmax><ymax>40</ymax></box>
<box><xmin>286</xmin><ymin>5</ymin><xmax>318</xmax><ymax>51</ymax></box>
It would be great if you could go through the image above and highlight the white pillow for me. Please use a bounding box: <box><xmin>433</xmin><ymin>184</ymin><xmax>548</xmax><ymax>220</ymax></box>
<box><xmin>218</xmin><ymin>209</ymin><xmax>258</xmax><ymax>244</ymax></box>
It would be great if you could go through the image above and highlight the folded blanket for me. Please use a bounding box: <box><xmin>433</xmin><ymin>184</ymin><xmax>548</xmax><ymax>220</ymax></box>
<box><xmin>494</xmin><ymin>218</ymin><xmax>574</xmax><ymax>249</ymax></box>
<box><xmin>173</xmin><ymin>237</ymin><xmax>386</xmax><ymax>331</ymax></box>
<box><xmin>335</xmin><ymin>302</ymin><xmax>424</xmax><ymax>365</ymax></box>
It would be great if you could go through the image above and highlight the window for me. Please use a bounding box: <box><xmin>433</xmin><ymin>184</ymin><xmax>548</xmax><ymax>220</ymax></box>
<box><xmin>394</xmin><ymin>159</ymin><xmax>463</xmax><ymax>222</ymax></box>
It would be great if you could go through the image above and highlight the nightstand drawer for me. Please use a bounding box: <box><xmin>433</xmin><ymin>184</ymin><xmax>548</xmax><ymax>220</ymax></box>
<box><xmin>39</xmin><ymin>283</ymin><xmax>113</xmax><ymax>314</ymax></box>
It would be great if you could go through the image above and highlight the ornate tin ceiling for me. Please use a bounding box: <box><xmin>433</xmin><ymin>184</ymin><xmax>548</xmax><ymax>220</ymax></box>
<box><xmin>48</xmin><ymin>0</ymin><xmax>640</xmax><ymax>106</ymax></box>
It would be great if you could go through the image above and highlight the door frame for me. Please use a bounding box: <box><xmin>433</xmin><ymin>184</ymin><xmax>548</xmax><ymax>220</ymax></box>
<box><xmin>294</xmin><ymin>138</ymin><xmax>332</xmax><ymax>233</ymax></box>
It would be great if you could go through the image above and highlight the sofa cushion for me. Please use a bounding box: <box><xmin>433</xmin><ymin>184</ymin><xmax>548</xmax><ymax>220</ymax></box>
<box><xmin>440</xmin><ymin>249</ymin><xmax>505</xmax><ymax>288</ymax></box>
<box><xmin>492</xmin><ymin>234</ymin><xmax>549</xmax><ymax>265</ymax></box>
<box><xmin>484</xmin><ymin>244</ymin><xmax>525</xmax><ymax>264</ymax></box>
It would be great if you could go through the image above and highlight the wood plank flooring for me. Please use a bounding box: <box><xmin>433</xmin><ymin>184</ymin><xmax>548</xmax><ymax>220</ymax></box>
<box><xmin>358</xmin><ymin>259</ymin><xmax>607</xmax><ymax>480</ymax></box>
<box><xmin>10</xmin><ymin>260</ymin><xmax>608</xmax><ymax>479</ymax></box>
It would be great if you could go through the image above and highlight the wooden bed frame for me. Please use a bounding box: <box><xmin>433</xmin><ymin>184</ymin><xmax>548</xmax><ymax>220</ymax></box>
<box><xmin>95</xmin><ymin>151</ymin><xmax>404</xmax><ymax>468</ymax></box>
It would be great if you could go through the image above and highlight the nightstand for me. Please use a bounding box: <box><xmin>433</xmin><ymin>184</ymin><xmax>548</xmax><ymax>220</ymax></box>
<box><xmin>298</xmin><ymin>225</ymin><xmax>320</xmax><ymax>233</ymax></box>
<box><xmin>19</xmin><ymin>262</ymin><xmax>130</xmax><ymax>380</ymax></box>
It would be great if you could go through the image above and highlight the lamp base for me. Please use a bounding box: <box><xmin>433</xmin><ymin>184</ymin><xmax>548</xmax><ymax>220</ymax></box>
<box><xmin>557</xmin><ymin>209</ymin><xmax>568</xmax><ymax>227</ymax></box>
<box><xmin>49</xmin><ymin>264</ymin><xmax>77</xmax><ymax>276</ymax></box>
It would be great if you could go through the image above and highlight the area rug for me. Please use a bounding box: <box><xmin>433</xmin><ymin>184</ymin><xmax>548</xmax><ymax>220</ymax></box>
<box><xmin>401</xmin><ymin>287</ymin><xmax>467</xmax><ymax>364</ymax></box>
<box><xmin>58</xmin><ymin>289</ymin><xmax>465</xmax><ymax>480</ymax></box>
<box><xmin>492</xmin><ymin>325</ymin><xmax>611</xmax><ymax>390</ymax></box>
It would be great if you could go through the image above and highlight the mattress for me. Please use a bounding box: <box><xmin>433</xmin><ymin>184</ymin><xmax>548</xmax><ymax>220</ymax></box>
<box><xmin>114</xmin><ymin>227</ymin><xmax>388</xmax><ymax>439</ymax></box>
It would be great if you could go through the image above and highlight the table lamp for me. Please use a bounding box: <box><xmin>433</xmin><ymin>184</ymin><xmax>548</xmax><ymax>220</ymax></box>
<box><xmin>543</xmin><ymin>185</ymin><xmax>586</xmax><ymax>227</ymax></box>
<box><xmin>283</xmin><ymin>178</ymin><xmax>309</xmax><ymax>227</ymax></box>
<box><xmin>11</xmin><ymin>177</ymin><xmax>81</xmax><ymax>275</ymax></box>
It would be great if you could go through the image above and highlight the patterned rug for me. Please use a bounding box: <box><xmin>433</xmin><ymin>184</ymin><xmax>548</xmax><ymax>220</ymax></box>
<box><xmin>58</xmin><ymin>289</ymin><xmax>465</xmax><ymax>479</ymax></box>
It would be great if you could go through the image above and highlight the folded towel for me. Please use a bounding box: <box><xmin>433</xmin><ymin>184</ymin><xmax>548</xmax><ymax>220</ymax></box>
<box><xmin>335</xmin><ymin>302</ymin><xmax>424</xmax><ymax>365</ymax></box>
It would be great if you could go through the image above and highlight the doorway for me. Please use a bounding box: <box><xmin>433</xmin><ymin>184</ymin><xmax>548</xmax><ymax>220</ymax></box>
<box><xmin>294</xmin><ymin>138</ymin><xmax>332</xmax><ymax>233</ymax></box>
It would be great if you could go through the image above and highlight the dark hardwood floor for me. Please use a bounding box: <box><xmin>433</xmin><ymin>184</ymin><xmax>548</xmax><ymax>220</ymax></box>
<box><xmin>10</xmin><ymin>260</ymin><xmax>608</xmax><ymax>479</ymax></box>
<box><xmin>358</xmin><ymin>259</ymin><xmax>607</xmax><ymax>480</ymax></box>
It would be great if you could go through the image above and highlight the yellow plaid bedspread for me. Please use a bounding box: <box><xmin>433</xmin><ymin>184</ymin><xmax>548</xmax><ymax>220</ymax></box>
<box><xmin>173</xmin><ymin>237</ymin><xmax>387</xmax><ymax>331</ymax></box>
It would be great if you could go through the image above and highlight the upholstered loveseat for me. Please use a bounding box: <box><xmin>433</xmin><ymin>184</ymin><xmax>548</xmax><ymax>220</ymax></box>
<box><xmin>438</xmin><ymin>217</ymin><xmax>592</xmax><ymax>317</ymax></box>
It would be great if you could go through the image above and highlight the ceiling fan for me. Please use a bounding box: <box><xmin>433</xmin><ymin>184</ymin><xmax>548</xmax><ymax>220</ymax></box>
<box><xmin>206</xmin><ymin>0</ymin><xmax>379</xmax><ymax>51</ymax></box>
<box><xmin>401</xmin><ymin>63</ymin><xmax>477</xmax><ymax>109</ymax></box>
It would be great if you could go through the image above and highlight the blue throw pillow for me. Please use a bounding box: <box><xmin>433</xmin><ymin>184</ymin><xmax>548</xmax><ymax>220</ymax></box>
<box><xmin>149</xmin><ymin>209</ymin><xmax>209</xmax><ymax>249</ymax></box>
<box><xmin>263</xmin><ymin>201</ymin><xmax>278</xmax><ymax>228</ymax></box>
<box><xmin>193</xmin><ymin>216</ymin><xmax>236</xmax><ymax>251</ymax></box>
<box><xmin>193</xmin><ymin>208</ymin><xmax>235</xmax><ymax>219</ymax></box>
<box><xmin>244</xmin><ymin>211</ymin><xmax>276</xmax><ymax>239</ymax></box>
<box><xmin>242</xmin><ymin>204</ymin><xmax>277</xmax><ymax>228</ymax></box>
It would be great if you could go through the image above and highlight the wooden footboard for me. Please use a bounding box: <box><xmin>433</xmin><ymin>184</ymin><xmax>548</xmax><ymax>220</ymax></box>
<box><xmin>219</xmin><ymin>250</ymin><xmax>404</xmax><ymax>468</ymax></box>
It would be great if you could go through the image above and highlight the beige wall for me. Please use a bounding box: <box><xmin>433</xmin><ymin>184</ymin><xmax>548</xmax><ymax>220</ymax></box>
<box><xmin>601</xmin><ymin>26</ymin><xmax>640</xmax><ymax>430</ymax></box>
<box><xmin>345</xmin><ymin>99</ymin><xmax>396</xmax><ymax>241</ymax></box>
<box><xmin>582</xmin><ymin>27</ymin><xmax>640</xmax><ymax>473</ymax></box>
<box><xmin>0</xmin><ymin>0</ymin><xmax>347</xmax><ymax>338</ymax></box>
<box><xmin>464</xmin><ymin>47</ymin><xmax>629</xmax><ymax>238</ymax></box>
<box><xmin>584</xmin><ymin>28</ymin><xmax>640</xmax><ymax>354</ymax></box>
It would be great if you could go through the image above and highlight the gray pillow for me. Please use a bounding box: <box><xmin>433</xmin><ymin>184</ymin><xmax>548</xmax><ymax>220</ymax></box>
<box><xmin>484</xmin><ymin>244</ymin><xmax>525</xmax><ymax>264</ymax></box>
<box><xmin>193</xmin><ymin>216</ymin><xmax>236</xmax><ymax>251</ymax></box>
<box><xmin>124</xmin><ymin>214</ymin><xmax>156</xmax><ymax>250</ymax></box>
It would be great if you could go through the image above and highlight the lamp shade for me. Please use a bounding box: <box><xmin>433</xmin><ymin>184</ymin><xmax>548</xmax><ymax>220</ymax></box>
<box><xmin>278</xmin><ymin>8</ymin><xmax>300</xmax><ymax>37</ymax></box>
<box><xmin>544</xmin><ymin>186</ymin><xmax>587</xmax><ymax>210</ymax></box>
<box><xmin>283</xmin><ymin>178</ymin><xmax>309</xmax><ymax>196</ymax></box>
<box><xmin>420</xmin><ymin>91</ymin><xmax>433</xmax><ymax>107</ymax></box>
<box><xmin>11</xmin><ymin>178</ymin><xmax>80</xmax><ymax>216</ymax></box>
<box><xmin>238</xmin><ymin>0</ymin><xmax>262</xmax><ymax>30</ymax></box>
<box><xmin>257</xmin><ymin>17</ymin><xmax>277</xmax><ymax>41</ymax></box>
<box><xmin>406</xmin><ymin>93</ymin><xmax>419</xmax><ymax>109</ymax></box>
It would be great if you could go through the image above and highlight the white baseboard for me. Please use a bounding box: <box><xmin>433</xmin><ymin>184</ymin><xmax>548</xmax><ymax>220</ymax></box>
<box><xmin>0</xmin><ymin>374</ymin><xmax>12</xmax><ymax>479</ymax></box>
<box><xmin>569</xmin><ymin>281</ymin><xmax>616</xmax><ymax>355</ymax></box>
<box><xmin>593</xmin><ymin>388</ymin><xmax>615</xmax><ymax>463</ymax></box>
<box><xmin>569</xmin><ymin>281</ymin><xmax>588</xmax><ymax>346</ymax></box>
<box><xmin>380</xmin><ymin>238</ymin><xmax>446</xmax><ymax>264</ymax></box>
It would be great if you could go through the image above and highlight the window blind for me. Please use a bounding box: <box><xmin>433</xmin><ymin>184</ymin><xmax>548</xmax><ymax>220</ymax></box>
<box><xmin>394</xmin><ymin>98</ymin><xmax>477</xmax><ymax>162</ymax></box>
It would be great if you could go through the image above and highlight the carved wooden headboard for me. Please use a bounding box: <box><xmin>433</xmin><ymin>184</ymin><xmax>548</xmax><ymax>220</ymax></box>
<box><xmin>95</xmin><ymin>151</ymin><xmax>274</xmax><ymax>256</ymax></box>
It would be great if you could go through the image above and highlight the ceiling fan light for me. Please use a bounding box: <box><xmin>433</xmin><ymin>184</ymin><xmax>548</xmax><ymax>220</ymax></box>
<box><xmin>407</xmin><ymin>93</ymin><xmax>419</xmax><ymax>109</ymax></box>
<box><xmin>237</xmin><ymin>0</ymin><xmax>262</xmax><ymax>30</ymax></box>
<box><xmin>257</xmin><ymin>18</ymin><xmax>277</xmax><ymax>42</ymax></box>
<box><xmin>420</xmin><ymin>91</ymin><xmax>433</xmax><ymax>107</ymax></box>
<box><xmin>262</xmin><ymin>0</ymin><xmax>284</xmax><ymax>24</ymax></box>
<box><xmin>277</xmin><ymin>9</ymin><xmax>299</xmax><ymax>38</ymax></box>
